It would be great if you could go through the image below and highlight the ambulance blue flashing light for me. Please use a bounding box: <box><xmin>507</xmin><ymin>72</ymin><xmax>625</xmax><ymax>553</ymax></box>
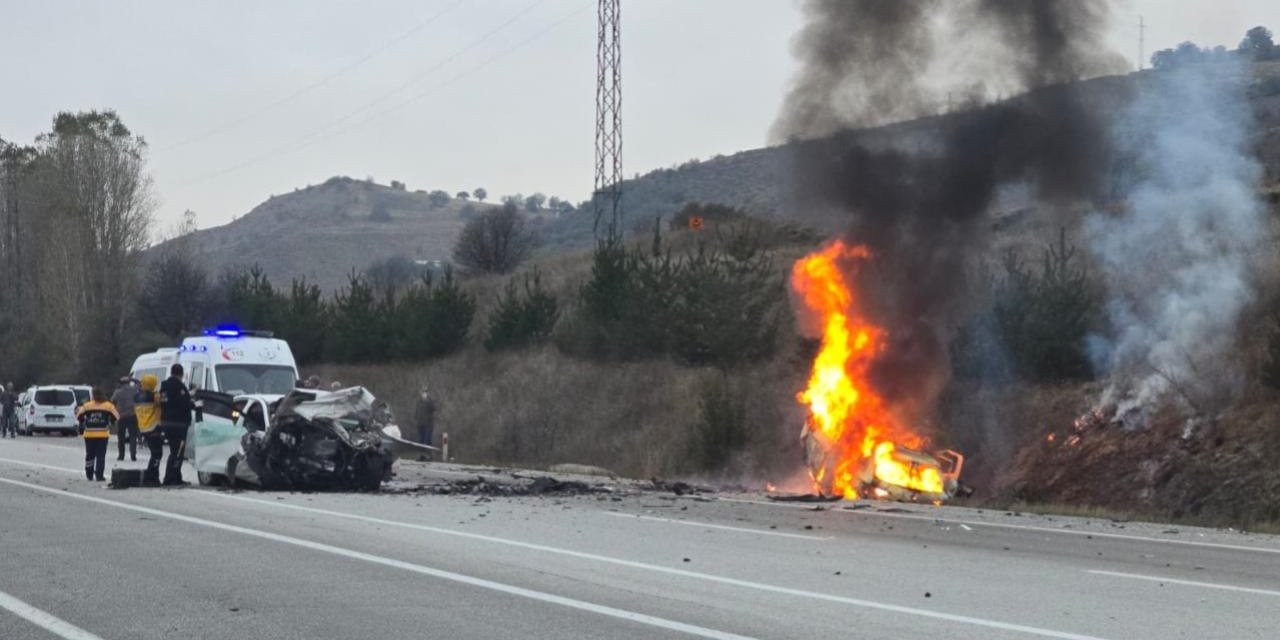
<box><xmin>200</xmin><ymin>326</ymin><xmax>274</xmax><ymax>339</ymax></box>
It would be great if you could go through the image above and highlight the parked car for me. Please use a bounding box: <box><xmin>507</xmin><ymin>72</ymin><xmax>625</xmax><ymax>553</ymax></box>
<box><xmin>21</xmin><ymin>386</ymin><xmax>80</xmax><ymax>436</ymax></box>
<box><xmin>70</xmin><ymin>385</ymin><xmax>91</xmax><ymax>407</ymax></box>
<box><xmin>16</xmin><ymin>386</ymin><xmax>34</xmax><ymax>435</ymax></box>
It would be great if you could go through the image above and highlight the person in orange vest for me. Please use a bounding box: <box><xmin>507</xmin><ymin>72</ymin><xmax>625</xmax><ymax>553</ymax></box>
<box><xmin>76</xmin><ymin>387</ymin><xmax>119</xmax><ymax>482</ymax></box>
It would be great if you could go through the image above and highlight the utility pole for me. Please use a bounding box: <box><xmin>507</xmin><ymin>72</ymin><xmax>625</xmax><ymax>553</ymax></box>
<box><xmin>593</xmin><ymin>0</ymin><xmax>622</xmax><ymax>236</ymax></box>
<box><xmin>1137</xmin><ymin>15</ymin><xmax>1146</xmax><ymax>71</ymax></box>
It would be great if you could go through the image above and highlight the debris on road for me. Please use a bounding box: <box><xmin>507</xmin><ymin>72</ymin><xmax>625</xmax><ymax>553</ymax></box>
<box><xmin>389</xmin><ymin>475</ymin><xmax>613</xmax><ymax>497</ymax></box>
<box><xmin>646</xmin><ymin>478</ymin><xmax>714</xmax><ymax>496</ymax></box>
<box><xmin>767</xmin><ymin>493</ymin><xmax>842</xmax><ymax>503</ymax></box>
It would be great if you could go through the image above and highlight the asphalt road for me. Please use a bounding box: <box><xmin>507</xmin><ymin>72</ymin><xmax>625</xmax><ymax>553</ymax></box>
<box><xmin>2</xmin><ymin>436</ymin><xmax>1279</xmax><ymax>640</ymax></box>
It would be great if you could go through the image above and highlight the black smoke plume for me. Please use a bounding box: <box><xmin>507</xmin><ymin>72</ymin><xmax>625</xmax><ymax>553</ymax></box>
<box><xmin>777</xmin><ymin>0</ymin><xmax>1126</xmax><ymax>420</ymax></box>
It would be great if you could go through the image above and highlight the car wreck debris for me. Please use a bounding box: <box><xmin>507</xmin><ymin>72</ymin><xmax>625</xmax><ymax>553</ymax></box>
<box><xmin>196</xmin><ymin>386</ymin><xmax>436</xmax><ymax>491</ymax></box>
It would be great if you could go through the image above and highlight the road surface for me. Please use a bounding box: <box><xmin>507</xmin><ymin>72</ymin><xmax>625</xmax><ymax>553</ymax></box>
<box><xmin>1</xmin><ymin>435</ymin><xmax>1278</xmax><ymax>639</ymax></box>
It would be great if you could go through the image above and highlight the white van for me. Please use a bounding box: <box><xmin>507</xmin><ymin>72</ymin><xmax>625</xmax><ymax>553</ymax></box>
<box><xmin>20</xmin><ymin>385</ymin><xmax>80</xmax><ymax>436</ymax></box>
<box><xmin>131</xmin><ymin>329</ymin><xmax>299</xmax><ymax>397</ymax></box>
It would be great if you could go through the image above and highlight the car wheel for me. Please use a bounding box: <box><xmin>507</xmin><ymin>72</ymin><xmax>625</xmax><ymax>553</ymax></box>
<box><xmin>196</xmin><ymin>471</ymin><xmax>225</xmax><ymax>487</ymax></box>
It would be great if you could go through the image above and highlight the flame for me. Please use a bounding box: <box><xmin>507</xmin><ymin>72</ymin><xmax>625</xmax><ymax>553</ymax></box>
<box><xmin>792</xmin><ymin>241</ymin><xmax>943</xmax><ymax>498</ymax></box>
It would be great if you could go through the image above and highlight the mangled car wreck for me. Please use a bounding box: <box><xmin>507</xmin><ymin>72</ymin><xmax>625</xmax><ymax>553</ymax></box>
<box><xmin>191</xmin><ymin>387</ymin><xmax>435</xmax><ymax>491</ymax></box>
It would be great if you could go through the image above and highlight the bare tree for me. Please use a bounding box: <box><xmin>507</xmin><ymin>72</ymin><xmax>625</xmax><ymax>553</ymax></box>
<box><xmin>451</xmin><ymin>202</ymin><xmax>536</xmax><ymax>274</ymax></box>
<box><xmin>138</xmin><ymin>249</ymin><xmax>210</xmax><ymax>339</ymax></box>
<box><xmin>27</xmin><ymin>111</ymin><xmax>155</xmax><ymax>376</ymax></box>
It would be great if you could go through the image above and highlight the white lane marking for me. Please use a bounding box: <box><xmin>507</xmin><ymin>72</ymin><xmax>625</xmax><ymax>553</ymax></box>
<box><xmin>1086</xmin><ymin>570</ymin><xmax>1280</xmax><ymax>597</ymax></box>
<box><xmin>603</xmin><ymin>511</ymin><xmax>832</xmax><ymax>541</ymax></box>
<box><xmin>0</xmin><ymin>478</ymin><xmax>754</xmax><ymax>640</ymax></box>
<box><xmin>718</xmin><ymin>497</ymin><xmax>1280</xmax><ymax>556</ymax></box>
<box><xmin>0</xmin><ymin>589</ymin><xmax>105</xmax><ymax>640</ymax></box>
<box><xmin>0</xmin><ymin>457</ymin><xmax>81</xmax><ymax>475</ymax></box>
<box><xmin>193</xmin><ymin>490</ymin><xmax>1113</xmax><ymax>640</ymax></box>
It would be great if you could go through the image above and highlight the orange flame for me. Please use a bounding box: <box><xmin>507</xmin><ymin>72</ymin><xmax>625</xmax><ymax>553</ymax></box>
<box><xmin>792</xmin><ymin>241</ymin><xmax>943</xmax><ymax>498</ymax></box>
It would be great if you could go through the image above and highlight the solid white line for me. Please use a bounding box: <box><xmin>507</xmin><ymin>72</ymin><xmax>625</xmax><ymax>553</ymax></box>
<box><xmin>0</xmin><ymin>456</ymin><xmax>81</xmax><ymax>475</ymax></box>
<box><xmin>193</xmin><ymin>490</ymin><xmax>1112</xmax><ymax>640</ymax></box>
<box><xmin>1086</xmin><ymin>570</ymin><xmax>1280</xmax><ymax>597</ymax></box>
<box><xmin>603</xmin><ymin>511</ymin><xmax>832</xmax><ymax>541</ymax></box>
<box><xmin>718</xmin><ymin>497</ymin><xmax>1280</xmax><ymax>556</ymax></box>
<box><xmin>0</xmin><ymin>590</ymin><xmax>105</xmax><ymax>640</ymax></box>
<box><xmin>0</xmin><ymin>477</ymin><xmax>754</xmax><ymax>640</ymax></box>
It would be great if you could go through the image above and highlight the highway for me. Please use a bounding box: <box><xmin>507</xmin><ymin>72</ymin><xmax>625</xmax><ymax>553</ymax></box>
<box><xmin>1</xmin><ymin>436</ymin><xmax>1278</xmax><ymax>640</ymax></box>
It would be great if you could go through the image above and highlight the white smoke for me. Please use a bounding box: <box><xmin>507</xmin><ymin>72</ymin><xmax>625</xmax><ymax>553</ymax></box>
<box><xmin>1086</xmin><ymin>61</ymin><xmax>1265</xmax><ymax>422</ymax></box>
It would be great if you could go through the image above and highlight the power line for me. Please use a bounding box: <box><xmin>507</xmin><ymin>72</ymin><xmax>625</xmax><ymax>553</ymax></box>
<box><xmin>160</xmin><ymin>0</ymin><xmax>468</xmax><ymax>152</ymax></box>
<box><xmin>179</xmin><ymin>1</ymin><xmax>589</xmax><ymax>186</ymax></box>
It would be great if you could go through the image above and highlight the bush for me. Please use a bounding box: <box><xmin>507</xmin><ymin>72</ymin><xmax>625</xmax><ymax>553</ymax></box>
<box><xmin>485</xmin><ymin>271</ymin><xmax>558</xmax><ymax>351</ymax></box>
<box><xmin>452</xmin><ymin>202</ymin><xmax>536</xmax><ymax>274</ymax></box>
<box><xmin>213</xmin><ymin>265</ymin><xmax>281</xmax><ymax>330</ymax></box>
<box><xmin>953</xmin><ymin>229</ymin><xmax>1098</xmax><ymax>382</ymax></box>
<box><xmin>327</xmin><ymin>272</ymin><xmax>389</xmax><ymax>363</ymax></box>
<box><xmin>395</xmin><ymin>268</ymin><xmax>475</xmax><ymax>360</ymax></box>
<box><xmin>667</xmin><ymin>224</ymin><xmax>780</xmax><ymax>366</ymax></box>
<box><xmin>561</xmin><ymin>223</ymin><xmax>783</xmax><ymax>367</ymax></box>
<box><xmin>278</xmin><ymin>278</ymin><xmax>327</xmax><ymax>365</ymax></box>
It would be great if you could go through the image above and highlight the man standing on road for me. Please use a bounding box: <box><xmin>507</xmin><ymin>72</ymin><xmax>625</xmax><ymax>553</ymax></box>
<box><xmin>111</xmin><ymin>376</ymin><xmax>137</xmax><ymax>461</ymax></box>
<box><xmin>1</xmin><ymin>382</ymin><xmax>16</xmax><ymax>438</ymax></box>
<box><xmin>413</xmin><ymin>387</ymin><xmax>436</xmax><ymax>451</ymax></box>
<box><xmin>158</xmin><ymin>364</ymin><xmax>194</xmax><ymax>486</ymax></box>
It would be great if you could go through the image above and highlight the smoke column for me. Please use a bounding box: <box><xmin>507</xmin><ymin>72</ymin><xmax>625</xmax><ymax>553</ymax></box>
<box><xmin>1086</xmin><ymin>62</ymin><xmax>1266</xmax><ymax>422</ymax></box>
<box><xmin>776</xmin><ymin>0</ymin><xmax>1124</xmax><ymax>422</ymax></box>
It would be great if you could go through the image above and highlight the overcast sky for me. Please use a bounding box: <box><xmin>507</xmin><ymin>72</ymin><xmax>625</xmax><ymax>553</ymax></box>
<box><xmin>1</xmin><ymin>0</ymin><xmax>1277</xmax><ymax>230</ymax></box>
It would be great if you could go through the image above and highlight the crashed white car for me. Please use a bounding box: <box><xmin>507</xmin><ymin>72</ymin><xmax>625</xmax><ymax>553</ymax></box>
<box><xmin>190</xmin><ymin>387</ymin><xmax>435</xmax><ymax>490</ymax></box>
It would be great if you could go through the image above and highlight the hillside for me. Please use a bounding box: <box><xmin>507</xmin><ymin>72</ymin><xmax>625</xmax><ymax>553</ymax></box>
<box><xmin>545</xmin><ymin>62</ymin><xmax>1280</xmax><ymax>250</ymax></box>
<box><xmin>171</xmin><ymin>62</ymin><xmax>1280</xmax><ymax>294</ymax></box>
<box><xmin>162</xmin><ymin>177</ymin><xmax>498</xmax><ymax>292</ymax></box>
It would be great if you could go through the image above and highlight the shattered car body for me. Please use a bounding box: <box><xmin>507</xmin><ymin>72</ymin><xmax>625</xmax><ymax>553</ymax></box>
<box><xmin>192</xmin><ymin>387</ymin><xmax>436</xmax><ymax>490</ymax></box>
<box><xmin>802</xmin><ymin>425</ymin><xmax>965</xmax><ymax>503</ymax></box>
<box><xmin>855</xmin><ymin>445</ymin><xmax>964</xmax><ymax>503</ymax></box>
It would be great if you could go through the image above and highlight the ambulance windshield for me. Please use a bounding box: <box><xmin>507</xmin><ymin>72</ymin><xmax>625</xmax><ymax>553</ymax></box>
<box><xmin>215</xmin><ymin>364</ymin><xmax>296</xmax><ymax>396</ymax></box>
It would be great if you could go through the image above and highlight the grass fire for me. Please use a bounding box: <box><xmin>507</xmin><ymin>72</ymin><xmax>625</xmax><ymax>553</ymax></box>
<box><xmin>792</xmin><ymin>241</ymin><xmax>963</xmax><ymax>503</ymax></box>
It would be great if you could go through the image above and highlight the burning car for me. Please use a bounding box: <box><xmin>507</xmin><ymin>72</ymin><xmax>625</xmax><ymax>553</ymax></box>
<box><xmin>792</xmin><ymin>241</ymin><xmax>967</xmax><ymax>503</ymax></box>
<box><xmin>190</xmin><ymin>386</ymin><xmax>436</xmax><ymax>490</ymax></box>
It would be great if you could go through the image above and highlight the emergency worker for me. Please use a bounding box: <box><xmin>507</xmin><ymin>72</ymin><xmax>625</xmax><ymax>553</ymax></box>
<box><xmin>76</xmin><ymin>388</ymin><xmax>118</xmax><ymax>481</ymax></box>
<box><xmin>158</xmin><ymin>364</ymin><xmax>194</xmax><ymax>486</ymax></box>
<box><xmin>134</xmin><ymin>374</ymin><xmax>164</xmax><ymax>486</ymax></box>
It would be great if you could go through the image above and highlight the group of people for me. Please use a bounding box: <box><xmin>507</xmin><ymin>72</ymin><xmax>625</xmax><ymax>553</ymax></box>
<box><xmin>75</xmin><ymin>364</ymin><xmax>194</xmax><ymax>485</ymax></box>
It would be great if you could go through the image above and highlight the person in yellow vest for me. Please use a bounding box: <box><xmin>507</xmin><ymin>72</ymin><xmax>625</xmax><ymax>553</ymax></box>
<box><xmin>76</xmin><ymin>388</ymin><xmax>118</xmax><ymax>482</ymax></box>
<box><xmin>133</xmin><ymin>374</ymin><xmax>164</xmax><ymax>487</ymax></box>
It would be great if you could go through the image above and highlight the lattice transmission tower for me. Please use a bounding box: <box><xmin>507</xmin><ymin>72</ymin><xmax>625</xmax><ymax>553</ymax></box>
<box><xmin>593</xmin><ymin>0</ymin><xmax>622</xmax><ymax>236</ymax></box>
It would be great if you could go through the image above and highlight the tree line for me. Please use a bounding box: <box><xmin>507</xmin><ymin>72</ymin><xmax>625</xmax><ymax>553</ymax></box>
<box><xmin>1150</xmin><ymin>25</ymin><xmax>1276</xmax><ymax>70</ymax></box>
<box><xmin>1</xmin><ymin>111</ymin><xmax>154</xmax><ymax>384</ymax></box>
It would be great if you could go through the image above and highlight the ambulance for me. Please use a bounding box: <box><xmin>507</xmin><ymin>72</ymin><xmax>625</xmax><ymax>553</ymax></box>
<box><xmin>130</xmin><ymin>328</ymin><xmax>299</xmax><ymax>396</ymax></box>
